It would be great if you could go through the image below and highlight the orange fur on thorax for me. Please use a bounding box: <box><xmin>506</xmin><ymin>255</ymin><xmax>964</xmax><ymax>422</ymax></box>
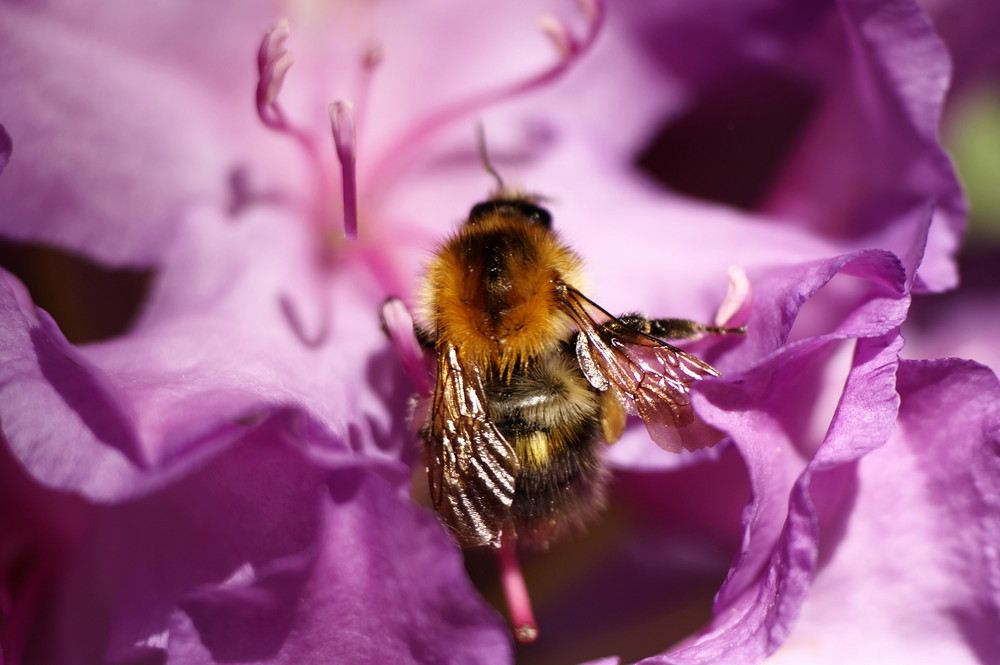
<box><xmin>422</xmin><ymin>216</ymin><xmax>585</xmax><ymax>377</ymax></box>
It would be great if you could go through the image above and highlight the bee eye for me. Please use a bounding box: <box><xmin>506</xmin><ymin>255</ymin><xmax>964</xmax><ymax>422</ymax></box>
<box><xmin>468</xmin><ymin>200</ymin><xmax>553</xmax><ymax>228</ymax></box>
<box><xmin>521</xmin><ymin>203</ymin><xmax>552</xmax><ymax>228</ymax></box>
<box><xmin>468</xmin><ymin>201</ymin><xmax>500</xmax><ymax>225</ymax></box>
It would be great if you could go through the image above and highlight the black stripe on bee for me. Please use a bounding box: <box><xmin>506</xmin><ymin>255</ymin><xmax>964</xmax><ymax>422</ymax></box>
<box><xmin>468</xmin><ymin>199</ymin><xmax>552</xmax><ymax>228</ymax></box>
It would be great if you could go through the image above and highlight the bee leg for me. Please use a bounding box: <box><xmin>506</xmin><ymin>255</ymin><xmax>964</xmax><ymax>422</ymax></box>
<box><xmin>414</xmin><ymin>324</ymin><xmax>436</xmax><ymax>350</ymax></box>
<box><xmin>615</xmin><ymin>314</ymin><xmax>746</xmax><ymax>341</ymax></box>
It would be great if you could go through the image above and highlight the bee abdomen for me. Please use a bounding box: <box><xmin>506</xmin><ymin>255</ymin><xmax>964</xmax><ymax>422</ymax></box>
<box><xmin>509</xmin><ymin>429</ymin><xmax>607</xmax><ymax>547</ymax></box>
<box><xmin>486</xmin><ymin>351</ymin><xmax>609</xmax><ymax>547</ymax></box>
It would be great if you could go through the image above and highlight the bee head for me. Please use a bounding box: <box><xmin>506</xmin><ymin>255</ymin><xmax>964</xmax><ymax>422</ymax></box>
<box><xmin>470</xmin><ymin>125</ymin><xmax>553</xmax><ymax>229</ymax></box>
<box><xmin>468</xmin><ymin>198</ymin><xmax>553</xmax><ymax>229</ymax></box>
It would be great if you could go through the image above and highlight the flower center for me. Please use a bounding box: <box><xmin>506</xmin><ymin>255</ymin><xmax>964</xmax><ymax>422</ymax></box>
<box><xmin>253</xmin><ymin>1</ymin><xmax>605</xmax><ymax>347</ymax></box>
<box><xmin>255</xmin><ymin>19</ymin><xmax>369</xmax><ymax>248</ymax></box>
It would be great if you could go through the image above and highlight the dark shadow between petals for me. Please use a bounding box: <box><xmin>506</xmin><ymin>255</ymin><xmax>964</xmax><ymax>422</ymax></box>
<box><xmin>0</xmin><ymin>240</ymin><xmax>153</xmax><ymax>344</ymax></box>
<box><xmin>0</xmin><ymin>122</ymin><xmax>12</xmax><ymax>174</ymax></box>
<box><xmin>635</xmin><ymin>67</ymin><xmax>819</xmax><ymax>211</ymax></box>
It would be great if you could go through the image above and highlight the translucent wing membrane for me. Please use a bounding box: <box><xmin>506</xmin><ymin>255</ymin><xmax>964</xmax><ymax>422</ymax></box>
<box><xmin>427</xmin><ymin>343</ymin><xmax>517</xmax><ymax>547</ymax></box>
<box><xmin>559</xmin><ymin>287</ymin><xmax>724</xmax><ymax>453</ymax></box>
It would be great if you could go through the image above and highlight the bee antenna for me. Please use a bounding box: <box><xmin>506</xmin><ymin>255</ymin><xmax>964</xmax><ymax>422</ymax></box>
<box><xmin>476</xmin><ymin>123</ymin><xmax>506</xmax><ymax>193</ymax></box>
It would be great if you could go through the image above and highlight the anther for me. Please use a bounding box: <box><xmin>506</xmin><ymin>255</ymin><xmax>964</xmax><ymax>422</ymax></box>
<box><xmin>380</xmin><ymin>298</ymin><xmax>433</xmax><ymax>397</ymax></box>
<box><xmin>715</xmin><ymin>265</ymin><xmax>751</xmax><ymax>328</ymax></box>
<box><xmin>537</xmin><ymin>0</ymin><xmax>603</xmax><ymax>61</ymax></box>
<box><xmin>538</xmin><ymin>15</ymin><xmax>575</xmax><ymax>60</ymax></box>
<box><xmin>329</xmin><ymin>101</ymin><xmax>359</xmax><ymax>240</ymax></box>
<box><xmin>256</xmin><ymin>20</ymin><xmax>294</xmax><ymax>128</ymax></box>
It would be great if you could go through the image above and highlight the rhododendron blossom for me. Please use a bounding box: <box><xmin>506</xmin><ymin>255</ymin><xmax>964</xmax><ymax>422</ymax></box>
<box><xmin>1</xmin><ymin>1</ymin><xmax>998</xmax><ymax>664</ymax></box>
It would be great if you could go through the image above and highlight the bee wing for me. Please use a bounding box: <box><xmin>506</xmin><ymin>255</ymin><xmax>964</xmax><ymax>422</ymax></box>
<box><xmin>427</xmin><ymin>342</ymin><xmax>517</xmax><ymax>547</ymax></box>
<box><xmin>560</xmin><ymin>287</ymin><xmax>723</xmax><ymax>453</ymax></box>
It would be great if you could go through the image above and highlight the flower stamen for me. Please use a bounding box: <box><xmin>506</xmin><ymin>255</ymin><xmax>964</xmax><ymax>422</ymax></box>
<box><xmin>367</xmin><ymin>0</ymin><xmax>604</xmax><ymax>191</ymax></box>
<box><xmin>255</xmin><ymin>20</ymin><xmax>333</xmax><ymax>231</ymax></box>
<box><xmin>329</xmin><ymin>101</ymin><xmax>359</xmax><ymax>240</ymax></box>
<box><xmin>715</xmin><ymin>265</ymin><xmax>751</xmax><ymax>328</ymax></box>
<box><xmin>256</xmin><ymin>20</ymin><xmax>295</xmax><ymax>130</ymax></box>
<box><xmin>380</xmin><ymin>298</ymin><xmax>433</xmax><ymax>397</ymax></box>
<box><xmin>537</xmin><ymin>0</ymin><xmax>604</xmax><ymax>63</ymax></box>
<box><xmin>537</xmin><ymin>15</ymin><xmax>576</xmax><ymax>60</ymax></box>
<box><xmin>499</xmin><ymin>534</ymin><xmax>539</xmax><ymax>644</ymax></box>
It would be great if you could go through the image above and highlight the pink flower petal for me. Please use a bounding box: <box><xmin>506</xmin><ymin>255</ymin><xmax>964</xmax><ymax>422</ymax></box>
<box><xmin>763</xmin><ymin>0</ymin><xmax>964</xmax><ymax>293</ymax></box>
<box><xmin>2</xmin><ymin>418</ymin><xmax>508</xmax><ymax>664</ymax></box>
<box><xmin>766</xmin><ymin>359</ymin><xmax>1000</xmax><ymax>664</ymax></box>
<box><xmin>0</xmin><ymin>7</ymin><xmax>249</xmax><ymax>265</ymax></box>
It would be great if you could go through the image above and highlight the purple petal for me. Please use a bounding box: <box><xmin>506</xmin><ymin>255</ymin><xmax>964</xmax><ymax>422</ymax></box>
<box><xmin>606</xmin><ymin>245</ymin><xmax>910</xmax><ymax>470</ymax></box>
<box><xmin>0</xmin><ymin>203</ymin><xmax>411</xmax><ymax>500</ymax></box>
<box><xmin>0</xmin><ymin>431</ymin><xmax>90</xmax><ymax>665</ymax></box>
<box><xmin>104</xmin><ymin>205</ymin><xmax>412</xmax><ymax>463</ymax></box>
<box><xmin>764</xmin><ymin>359</ymin><xmax>1000</xmax><ymax>663</ymax></box>
<box><xmin>613</xmin><ymin>247</ymin><xmax>912</xmax><ymax>661</ymax></box>
<box><xmin>13</xmin><ymin>0</ymin><xmax>279</xmax><ymax>100</ymax></box>
<box><xmin>0</xmin><ymin>3</ymin><xmax>983</xmax><ymax>665</ymax></box>
<box><xmin>2</xmin><ymin>419</ymin><xmax>508</xmax><ymax>664</ymax></box>
<box><xmin>355</xmin><ymin>1</ymin><xmax>599</xmax><ymax>177</ymax></box>
<box><xmin>0</xmin><ymin>269</ymin><xmax>147</xmax><ymax>497</ymax></box>
<box><xmin>0</xmin><ymin>7</ymin><xmax>243</xmax><ymax>265</ymax></box>
<box><xmin>1</xmin><ymin>263</ymin><xmax>327</xmax><ymax>501</ymax></box>
<box><xmin>168</xmin><ymin>469</ymin><xmax>511</xmax><ymax>664</ymax></box>
<box><xmin>646</xmin><ymin>328</ymin><xmax>905</xmax><ymax>663</ymax></box>
<box><xmin>764</xmin><ymin>0</ymin><xmax>964</xmax><ymax>293</ymax></box>
<box><xmin>588</xmin><ymin>0</ymin><xmax>963</xmax><ymax>293</ymax></box>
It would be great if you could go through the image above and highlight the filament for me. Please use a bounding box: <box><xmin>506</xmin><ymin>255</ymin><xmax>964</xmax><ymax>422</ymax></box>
<box><xmin>499</xmin><ymin>534</ymin><xmax>539</xmax><ymax>644</ymax></box>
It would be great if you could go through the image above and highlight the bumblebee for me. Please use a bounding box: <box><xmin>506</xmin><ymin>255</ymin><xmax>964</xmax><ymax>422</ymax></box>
<box><xmin>410</xmin><ymin>191</ymin><xmax>741</xmax><ymax>549</ymax></box>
